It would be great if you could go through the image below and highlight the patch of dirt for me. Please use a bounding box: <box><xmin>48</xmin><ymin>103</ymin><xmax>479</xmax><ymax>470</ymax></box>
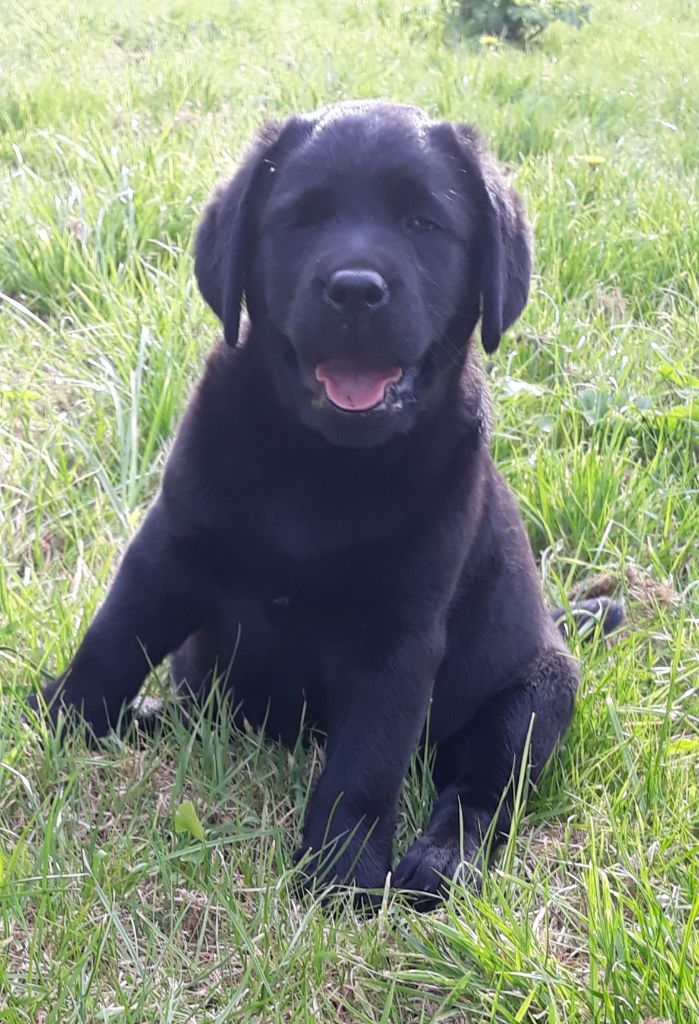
<box><xmin>624</xmin><ymin>565</ymin><xmax>679</xmax><ymax>610</ymax></box>
<box><xmin>596</xmin><ymin>286</ymin><xmax>627</xmax><ymax>323</ymax></box>
<box><xmin>573</xmin><ymin>572</ymin><xmax>619</xmax><ymax>600</ymax></box>
<box><xmin>571</xmin><ymin>564</ymin><xmax>679</xmax><ymax>616</ymax></box>
<box><xmin>520</xmin><ymin>825</ymin><xmax>591</xmax><ymax>971</ymax></box>
<box><xmin>0</xmin><ymin>908</ymin><xmax>53</xmax><ymax>1001</ymax></box>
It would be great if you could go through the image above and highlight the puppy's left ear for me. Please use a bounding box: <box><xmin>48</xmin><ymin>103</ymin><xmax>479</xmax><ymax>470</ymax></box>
<box><xmin>434</xmin><ymin>123</ymin><xmax>533</xmax><ymax>354</ymax></box>
<box><xmin>195</xmin><ymin>117</ymin><xmax>311</xmax><ymax>346</ymax></box>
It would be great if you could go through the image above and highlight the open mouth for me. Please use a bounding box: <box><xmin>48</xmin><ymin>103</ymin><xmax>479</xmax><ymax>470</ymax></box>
<box><xmin>281</xmin><ymin>338</ymin><xmax>431</xmax><ymax>419</ymax></box>
<box><xmin>314</xmin><ymin>361</ymin><xmax>403</xmax><ymax>412</ymax></box>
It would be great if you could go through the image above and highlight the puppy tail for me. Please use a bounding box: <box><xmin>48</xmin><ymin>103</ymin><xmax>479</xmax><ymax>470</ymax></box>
<box><xmin>551</xmin><ymin>596</ymin><xmax>625</xmax><ymax>642</ymax></box>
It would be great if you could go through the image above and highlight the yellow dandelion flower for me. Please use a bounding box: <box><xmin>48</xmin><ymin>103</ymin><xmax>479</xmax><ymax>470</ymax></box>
<box><xmin>580</xmin><ymin>154</ymin><xmax>606</xmax><ymax>167</ymax></box>
<box><xmin>479</xmin><ymin>35</ymin><xmax>500</xmax><ymax>47</ymax></box>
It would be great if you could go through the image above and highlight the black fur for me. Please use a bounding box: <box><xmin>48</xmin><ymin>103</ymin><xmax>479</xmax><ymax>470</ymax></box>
<box><xmin>29</xmin><ymin>102</ymin><xmax>621</xmax><ymax>906</ymax></box>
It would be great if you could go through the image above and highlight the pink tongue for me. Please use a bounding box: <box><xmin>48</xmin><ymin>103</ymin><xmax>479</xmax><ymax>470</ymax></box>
<box><xmin>315</xmin><ymin>362</ymin><xmax>402</xmax><ymax>411</ymax></box>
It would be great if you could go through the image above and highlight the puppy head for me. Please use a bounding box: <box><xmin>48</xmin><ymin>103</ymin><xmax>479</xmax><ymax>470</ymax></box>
<box><xmin>195</xmin><ymin>101</ymin><xmax>532</xmax><ymax>447</ymax></box>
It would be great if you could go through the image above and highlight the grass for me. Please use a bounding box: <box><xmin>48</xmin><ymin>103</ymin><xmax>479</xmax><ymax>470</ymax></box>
<box><xmin>1</xmin><ymin>0</ymin><xmax>698</xmax><ymax>1019</ymax></box>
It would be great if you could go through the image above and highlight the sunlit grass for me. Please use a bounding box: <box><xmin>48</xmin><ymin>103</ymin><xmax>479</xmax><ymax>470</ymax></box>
<box><xmin>1</xmin><ymin>0</ymin><xmax>697</xmax><ymax>1019</ymax></box>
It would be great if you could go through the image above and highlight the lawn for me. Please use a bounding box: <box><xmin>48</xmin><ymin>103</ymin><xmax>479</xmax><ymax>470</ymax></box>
<box><xmin>0</xmin><ymin>0</ymin><xmax>698</xmax><ymax>1020</ymax></box>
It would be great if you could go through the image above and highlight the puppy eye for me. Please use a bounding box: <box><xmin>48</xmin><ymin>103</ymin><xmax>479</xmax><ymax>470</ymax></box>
<box><xmin>405</xmin><ymin>215</ymin><xmax>440</xmax><ymax>232</ymax></box>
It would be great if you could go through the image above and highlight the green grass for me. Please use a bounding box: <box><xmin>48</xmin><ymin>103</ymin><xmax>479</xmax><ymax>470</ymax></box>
<box><xmin>1</xmin><ymin>0</ymin><xmax>698</xmax><ymax>1019</ymax></box>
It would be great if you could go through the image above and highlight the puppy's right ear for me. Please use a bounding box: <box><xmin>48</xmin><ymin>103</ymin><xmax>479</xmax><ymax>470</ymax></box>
<box><xmin>195</xmin><ymin>118</ymin><xmax>311</xmax><ymax>346</ymax></box>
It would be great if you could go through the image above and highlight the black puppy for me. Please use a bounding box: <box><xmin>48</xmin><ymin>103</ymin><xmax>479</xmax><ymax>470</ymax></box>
<box><xmin>30</xmin><ymin>101</ymin><xmax>617</xmax><ymax>902</ymax></box>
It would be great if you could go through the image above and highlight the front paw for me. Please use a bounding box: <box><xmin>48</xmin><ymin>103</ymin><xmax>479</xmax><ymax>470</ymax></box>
<box><xmin>23</xmin><ymin>681</ymin><xmax>67</xmax><ymax>731</ymax></box>
<box><xmin>393</xmin><ymin>832</ymin><xmax>483</xmax><ymax>910</ymax></box>
<box><xmin>24</xmin><ymin>678</ymin><xmax>116</xmax><ymax>740</ymax></box>
<box><xmin>294</xmin><ymin>821</ymin><xmax>390</xmax><ymax>896</ymax></box>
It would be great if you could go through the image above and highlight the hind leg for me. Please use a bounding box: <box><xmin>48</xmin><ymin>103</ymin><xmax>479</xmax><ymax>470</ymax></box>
<box><xmin>393</xmin><ymin>648</ymin><xmax>579</xmax><ymax>906</ymax></box>
<box><xmin>551</xmin><ymin>596</ymin><xmax>625</xmax><ymax>641</ymax></box>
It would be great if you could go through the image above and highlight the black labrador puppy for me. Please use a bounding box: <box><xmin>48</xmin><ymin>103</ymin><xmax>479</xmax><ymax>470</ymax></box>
<box><xmin>30</xmin><ymin>101</ymin><xmax>620</xmax><ymax>902</ymax></box>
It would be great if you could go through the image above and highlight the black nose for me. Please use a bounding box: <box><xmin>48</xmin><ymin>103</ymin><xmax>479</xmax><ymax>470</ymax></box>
<box><xmin>324</xmin><ymin>269</ymin><xmax>389</xmax><ymax>314</ymax></box>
